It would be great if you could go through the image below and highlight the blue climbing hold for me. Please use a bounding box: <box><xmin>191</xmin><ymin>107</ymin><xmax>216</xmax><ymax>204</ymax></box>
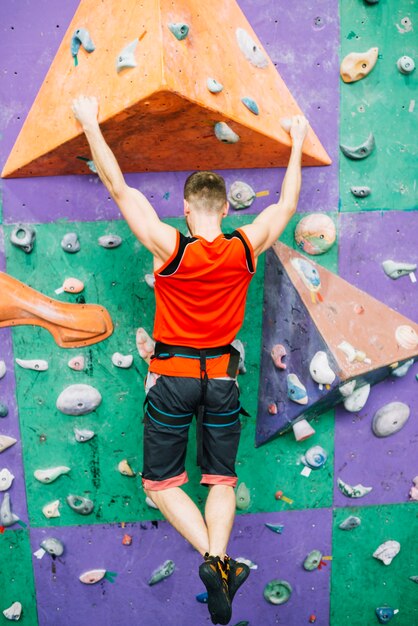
<box><xmin>168</xmin><ymin>23</ymin><xmax>189</xmax><ymax>40</ymax></box>
<box><xmin>71</xmin><ymin>28</ymin><xmax>95</xmax><ymax>65</ymax></box>
<box><xmin>241</xmin><ymin>97</ymin><xmax>259</xmax><ymax>115</ymax></box>
<box><xmin>196</xmin><ymin>591</ymin><xmax>208</xmax><ymax>603</ymax></box>
<box><xmin>265</xmin><ymin>522</ymin><xmax>284</xmax><ymax>534</ymax></box>
<box><xmin>376</xmin><ymin>607</ymin><xmax>396</xmax><ymax>624</ymax></box>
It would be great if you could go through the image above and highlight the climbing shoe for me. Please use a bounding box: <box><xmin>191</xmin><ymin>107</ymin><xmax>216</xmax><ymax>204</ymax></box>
<box><xmin>224</xmin><ymin>555</ymin><xmax>250</xmax><ymax>602</ymax></box>
<box><xmin>199</xmin><ymin>554</ymin><xmax>232</xmax><ymax>625</ymax></box>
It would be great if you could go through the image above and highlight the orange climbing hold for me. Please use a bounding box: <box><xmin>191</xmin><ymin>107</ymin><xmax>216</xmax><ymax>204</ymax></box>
<box><xmin>0</xmin><ymin>272</ymin><xmax>113</xmax><ymax>348</ymax></box>
<box><xmin>1</xmin><ymin>0</ymin><xmax>330</xmax><ymax>178</ymax></box>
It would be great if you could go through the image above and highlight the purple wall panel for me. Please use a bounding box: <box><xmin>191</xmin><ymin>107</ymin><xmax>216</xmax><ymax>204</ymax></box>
<box><xmin>334</xmin><ymin>211</ymin><xmax>418</xmax><ymax>507</ymax></box>
<box><xmin>1</xmin><ymin>0</ymin><xmax>339</xmax><ymax>224</ymax></box>
<box><xmin>30</xmin><ymin>508</ymin><xmax>332</xmax><ymax>626</ymax></box>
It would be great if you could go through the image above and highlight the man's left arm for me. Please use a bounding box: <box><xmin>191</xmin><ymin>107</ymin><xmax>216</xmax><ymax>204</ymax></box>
<box><xmin>240</xmin><ymin>115</ymin><xmax>309</xmax><ymax>258</ymax></box>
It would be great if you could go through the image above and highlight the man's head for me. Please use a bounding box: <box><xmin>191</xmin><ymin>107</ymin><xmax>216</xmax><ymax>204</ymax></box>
<box><xmin>184</xmin><ymin>171</ymin><xmax>228</xmax><ymax>215</ymax></box>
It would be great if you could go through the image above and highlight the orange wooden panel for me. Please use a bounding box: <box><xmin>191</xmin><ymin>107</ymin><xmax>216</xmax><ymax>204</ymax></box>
<box><xmin>2</xmin><ymin>0</ymin><xmax>331</xmax><ymax>178</ymax></box>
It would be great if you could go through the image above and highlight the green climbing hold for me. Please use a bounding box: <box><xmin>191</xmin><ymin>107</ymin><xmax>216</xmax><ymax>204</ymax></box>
<box><xmin>241</xmin><ymin>97</ymin><xmax>259</xmax><ymax>115</ymax></box>
<box><xmin>71</xmin><ymin>28</ymin><xmax>95</xmax><ymax>65</ymax></box>
<box><xmin>168</xmin><ymin>23</ymin><xmax>189</xmax><ymax>41</ymax></box>
<box><xmin>264</xmin><ymin>579</ymin><xmax>292</xmax><ymax>605</ymax></box>
<box><xmin>303</xmin><ymin>549</ymin><xmax>323</xmax><ymax>571</ymax></box>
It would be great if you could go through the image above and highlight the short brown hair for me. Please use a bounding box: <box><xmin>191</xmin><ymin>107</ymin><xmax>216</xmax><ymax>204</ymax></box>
<box><xmin>184</xmin><ymin>171</ymin><xmax>227</xmax><ymax>213</ymax></box>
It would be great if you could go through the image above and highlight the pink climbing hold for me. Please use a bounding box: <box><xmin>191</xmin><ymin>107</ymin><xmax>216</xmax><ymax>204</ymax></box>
<box><xmin>271</xmin><ymin>344</ymin><xmax>287</xmax><ymax>369</ymax></box>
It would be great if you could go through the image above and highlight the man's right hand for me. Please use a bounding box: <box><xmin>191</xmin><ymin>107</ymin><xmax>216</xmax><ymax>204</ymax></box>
<box><xmin>289</xmin><ymin>115</ymin><xmax>309</xmax><ymax>145</ymax></box>
<box><xmin>72</xmin><ymin>95</ymin><xmax>99</xmax><ymax>129</ymax></box>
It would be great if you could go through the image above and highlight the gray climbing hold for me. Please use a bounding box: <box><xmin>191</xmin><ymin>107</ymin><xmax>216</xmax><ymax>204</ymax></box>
<box><xmin>227</xmin><ymin>181</ymin><xmax>256</xmax><ymax>210</ymax></box>
<box><xmin>241</xmin><ymin>97</ymin><xmax>259</xmax><ymax>115</ymax></box>
<box><xmin>71</xmin><ymin>28</ymin><xmax>95</xmax><ymax>58</ymax></box>
<box><xmin>0</xmin><ymin>360</ymin><xmax>5</xmax><ymax>379</ymax></box>
<box><xmin>339</xmin><ymin>515</ymin><xmax>361</xmax><ymax>530</ymax></box>
<box><xmin>214</xmin><ymin>122</ymin><xmax>240</xmax><ymax>144</ymax></box>
<box><xmin>98</xmin><ymin>234</ymin><xmax>122</xmax><ymax>248</ymax></box>
<box><xmin>148</xmin><ymin>559</ymin><xmax>175</xmax><ymax>585</ymax></box>
<box><xmin>116</xmin><ymin>39</ymin><xmax>138</xmax><ymax>72</ymax></box>
<box><xmin>207</xmin><ymin>78</ymin><xmax>224</xmax><ymax>93</ymax></box>
<box><xmin>66</xmin><ymin>494</ymin><xmax>94</xmax><ymax>515</ymax></box>
<box><xmin>391</xmin><ymin>359</ymin><xmax>414</xmax><ymax>377</ymax></box>
<box><xmin>372</xmin><ymin>401</ymin><xmax>410</xmax><ymax>437</ymax></box>
<box><xmin>74</xmin><ymin>427</ymin><xmax>95</xmax><ymax>442</ymax></box>
<box><xmin>168</xmin><ymin>23</ymin><xmax>189</xmax><ymax>40</ymax></box>
<box><xmin>0</xmin><ymin>403</ymin><xmax>8</xmax><ymax>418</ymax></box>
<box><xmin>340</xmin><ymin>133</ymin><xmax>375</xmax><ymax>160</ymax></box>
<box><xmin>236</xmin><ymin>28</ymin><xmax>268</xmax><ymax>68</ymax></box>
<box><xmin>40</xmin><ymin>537</ymin><xmax>64</xmax><ymax>557</ymax></box>
<box><xmin>397</xmin><ymin>56</ymin><xmax>415</xmax><ymax>75</ymax></box>
<box><xmin>0</xmin><ymin>492</ymin><xmax>20</xmax><ymax>527</ymax></box>
<box><xmin>56</xmin><ymin>384</ymin><xmax>102</xmax><ymax>416</ymax></box>
<box><xmin>235</xmin><ymin>482</ymin><xmax>250</xmax><ymax>510</ymax></box>
<box><xmin>61</xmin><ymin>232</ymin><xmax>80</xmax><ymax>253</ymax></box>
<box><xmin>10</xmin><ymin>224</ymin><xmax>36</xmax><ymax>253</ymax></box>
<box><xmin>382</xmin><ymin>260</ymin><xmax>417</xmax><ymax>279</ymax></box>
<box><xmin>303</xmin><ymin>549</ymin><xmax>323</xmax><ymax>571</ymax></box>
<box><xmin>351</xmin><ymin>186</ymin><xmax>371</xmax><ymax>198</ymax></box>
<box><xmin>263</xmin><ymin>580</ymin><xmax>292</xmax><ymax>605</ymax></box>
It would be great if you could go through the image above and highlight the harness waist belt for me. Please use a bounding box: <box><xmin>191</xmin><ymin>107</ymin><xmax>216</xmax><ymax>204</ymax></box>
<box><xmin>152</xmin><ymin>342</ymin><xmax>240</xmax><ymax>379</ymax></box>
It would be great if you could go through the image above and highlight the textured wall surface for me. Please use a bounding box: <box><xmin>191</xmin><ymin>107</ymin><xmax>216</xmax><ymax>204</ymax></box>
<box><xmin>0</xmin><ymin>1</ymin><xmax>417</xmax><ymax>625</ymax></box>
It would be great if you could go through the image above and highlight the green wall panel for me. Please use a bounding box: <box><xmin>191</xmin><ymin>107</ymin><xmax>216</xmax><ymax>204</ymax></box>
<box><xmin>0</xmin><ymin>530</ymin><xmax>38</xmax><ymax>625</ymax></box>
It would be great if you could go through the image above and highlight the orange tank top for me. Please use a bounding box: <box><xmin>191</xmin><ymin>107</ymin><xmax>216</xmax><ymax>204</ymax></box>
<box><xmin>149</xmin><ymin>228</ymin><xmax>255</xmax><ymax>378</ymax></box>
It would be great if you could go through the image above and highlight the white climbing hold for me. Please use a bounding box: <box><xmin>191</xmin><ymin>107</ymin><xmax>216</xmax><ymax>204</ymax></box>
<box><xmin>373</xmin><ymin>540</ymin><xmax>401</xmax><ymax>566</ymax></box>
<box><xmin>68</xmin><ymin>356</ymin><xmax>85</xmax><ymax>371</ymax></box>
<box><xmin>395</xmin><ymin>325</ymin><xmax>418</xmax><ymax>350</ymax></box>
<box><xmin>338</xmin><ymin>380</ymin><xmax>356</xmax><ymax>397</ymax></box>
<box><xmin>214</xmin><ymin>122</ymin><xmax>240</xmax><ymax>144</ymax></box>
<box><xmin>0</xmin><ymin>468</ymin><xmax>15</xmax><ymax>492</ymax></box>
<box><xmin>74</xmin><ymin>428</ymin><xmax>95</xmax><ymax>442</ymax></box>
<box><xmin>79</xmin><ymin>569</ymin><xmax>107</xmax><ymax>584</ymax></box>
<box><xmin>118</xmin><ymin>459</ymin><xmax>135</xmax><ymax>476</ymax></box>
<box><xmin>116</xmin><ymin>39</ymin><xmax>138</xmax><ymax>72</ymax></box>
<box><xmin>145</xmin><ymin>495</ymin><xmax>159</xmax><ymax>509</ymax></box>
<box><xmin>236</xmin><ymin>28</ymin><xmax>268</xmax><ymax>68</ymax></box>
<box><xmin>34</xmin><ymin>466</ymin><xmax>71</xmax><ymax>484</ymax></box>
<box><xmin>42</xmin><ymin>500</ymin><xmax>61</xmax><ymax>519</ymax></box>
<box><xmin>112</xmin><ymin>353</ymin><xmax>133</xmax><ymax>369</ymax></box>
<box><xmin>56</xmin><ymin>384</ymin><xmax>102</xmax><ymax>416</ymax></box>
<box><xmin>2</xmin><ymin>602</ymin><xmax>22</xmax><ymax>621</ymax></box>
<box><xmin>15</xmin><ymin>358</ymin><xmax>48</xmax><ymax>371</ymax></box>
<box><xmin>0</xmin><ymin>361</ymin><xmax>6</xmax><ymax>379</ymax></box>
<box><xmin>343</xmin><ymin>384</ymin><xmax>370</xmax><ymax>412</ymax></box>
<box><xmin>0</xmin><ymin>436</ymin><xmax>17</xmax><ymax>454</ymax></box>
<box><xmin>144</xmin><ymin>273</ymin><xmax>155</xmax><ymax>288</ymax></box>
<box><xmin>309</xmin><ymin>351</ymin><xmax>336</xmax><ymax>386</ymax></box>
<box><xmin>0</xmin><ymin>492</ymin><xmax>20</xmax><ymax>527</ymax></box>
<box><xmin>372</xmin><ymin>402</ymin><xmax>410</xmax><ymax>437</ymax></box>
<box><xmin>338</xmin><ymin>341</ymin><xmax>371</xmax><ymax>364</ymax></box>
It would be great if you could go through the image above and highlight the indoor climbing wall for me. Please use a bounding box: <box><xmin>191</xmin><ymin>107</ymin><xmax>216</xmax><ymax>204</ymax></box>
<box><xmin>0</xmin><ymin>1</ymin><xmax>417</xmax><ymax>626</ymax></box>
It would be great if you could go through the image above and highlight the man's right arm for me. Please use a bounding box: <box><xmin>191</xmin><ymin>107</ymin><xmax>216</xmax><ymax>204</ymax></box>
<box><xmin>72</xmin><ymin>96</ymin><xmax>177</xmax><ymax>267</ymax></box>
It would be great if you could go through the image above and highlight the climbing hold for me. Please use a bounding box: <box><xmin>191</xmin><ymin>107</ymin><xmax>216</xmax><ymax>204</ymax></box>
<box><xmin>391</xmin><ymin>359</ymin><xmax>414</xmax><ymax>378</ymax></box>
<box><xmin>79</xmin><ymin>569</ymin><xmax>106</xmax><ymax>584</ymax></box>
<box><xmin>98</xmin><ymin>234</ymin><xmax>122</xmax><ymax>249</ymax></box>
<box><xmin>410</xmin><ymin>576</ymin><xmax>418</xmax><ymax>583</ymax></box>
<box><xmin>263</xmin><ymin>580</ymin><xmax>292</xmax><ymax>605</ymax></box>
<box><xmin>145</xmin><ymin>495</ymin><xmax>159</xmax><ymax>510</ymax></box>
<box><xmin>338</xmin><ymin>341</ymin><xmax>370</xmax><ymax>364</ymax></box>
<box><xmin>364</xmin><ymin>0</ymin><xmax>380</xmax><ymax>3</ymax></box>
<box><xmin>382</xmin><ymin>260</ymin><xmax>417</xmax><ymax>280</ymax></box>
<box><xmin>196</xmin><ymin>592</ymin><xmax>209</xmax><ymax>603</ymax></box>
<box><xmin>61</xmin><ymin>278</ymin><xmax>84</xmax><ymax>294</ymax></box>
<box><xmin>409</xmin><ymin>476</ymin><xmax>418</xmax><ymax>501</ymax></box>
<box><xmin>338</xmin><ymin>380</ymin><xmax>356</xmax><ymax>397</ymax></box>
<box><xmin>207</xmin><ymin>78</ymin><xmax>224</xmax><ymax>93</ymax></box>
<box><xmin>0</xmin><ymin>360</ymin><xmax>6</xmax><ymax>379</ymax></box>
<box><xmin>71</xmin><ymin>28</ymin><xmax>95</xmax><ymax>62</ymax></box>
<box><xmin>340</xmin><ymin>133</ymin><xmax>375</xmax><ymax>160</ymax></box>
<box><xmin>168</xmin><ymin>23</ymin><xmax>189</xmax><ymax>40</ymax></box>
<box><xmin>372</xmin><ymin>402</ymin><xmax>410</xmax><ymax>437</ymax></box>
<box><xmin>376</xmin><ymin>607</ymin><xmax>398</xmax><ymax>624</ymax></box>
<box><xmin>42</xmin><ymin>500</ymin><xmax>60</xmax><ymax>519</ymax></box>
<box><xmin>271</xmin><ymin>344</ymin><xmax>287</xmax><ymax>370</ymax></box>
<box><xmin>395</xmin><ymin>325</ymin><xmax>418</xmax><ymax>350</ymax></box>
<box><xmin>40</xmin><ymin>537</ymin><xmax>64</xmax><ymax>557</ymax></box>
<box><xmin>265</xmin><ymin>522</ymin><xmax>284</xmax><ymax>534</ymax></box>
<box><xmin>74</xmin><ymin>427</ymin><xmax>95</xmax><ymax>443</ymax></box>
<box><xmin>0</xmin><ymin>403</ymin><xmax>8</xmax><ymax>418</ymax></box>
<box><xmin>10</xmin><ymin>224</ymin><xmax>36</xmax><ymax>253</ymax></box>
<box><xmin>292</xmin><ymin>419</ymin><xmax>316</xmax><ymax>441</ymax></box>
<box><xmin>0</xmin><ymin>468</ymin><xmax>15</xmax><ymax>492</ymax></box>
<box><xmin>235</xmin><ymin>482</ymin><xmax>251</xmax><ymax>510</ymax></box>
<box><xmin>373</xmin><ymin>540</ymin><xmax>400</xmax><ymax>566</ymax></box>
<box><xmin>338</xmin><ymin>515</ymin><xmax>361</xmax><ymax>530</ymax></box>
<box><xmin>15</xmin><ymin>358</ymin><xmax>48</xmax><ymax>371</ymax></box>
<box><xmin>2</xmin><ymin>602</ymin><xmax>22</xmax><ymax>621</ymax></box>
<box><xmin>340</xmin><ymin>47</ymin><xmax>379</xmax><ymax>83</ymax></box>
<box><xmin>214</xmin><ymin>122</ymin><xmax>240</xmax><ymax>144</ymax></box>
<box><xmin>241</xmin><ymin>97</ymin><xmax>259</xmax><ymax>115</ymax></box>
<box><xmin>396</xmin><ymin>17</ymin><xmax>413</xmax><ymax>34</ymax></box>
<box><xmin>343</xmin><ymin>384</ymin><xmax>371</xmax><ymax>412</ymax></box>
<box><xmin>34</xmin><ymin>466</ymin><xmax>70</xmax><ymax>484</ymax></box>
<box><xmin>112</xmin><ymin>352</ymin><xmax>133</xmax><ymax>369</ymax></box>
<box><xmin>287</xmin><ymin>373</ymin><xmax>308</xmax><ymax>405</ymax></box>
<box><xmin>0</xmin><ymin>492</ymin><xmax>20</xmax><ymax>527</ymax></box>
<box><xmin>303</xmin><ymin>550</ymin><xmax>323</xmax><ymax>571</ymax></box>
<box><xmin>291</xmin><ymin>258</ymin><xmax>322</xmax><ymax>300</ymax></box>
<box><xmin>236</xmin><ymin>28</ymin><xmax>268</xmax><ymax>68</ymax></box>
<box><xmin>61</xmin><ymin>232</ymin><xmax>80</xmax><ymax>253</ymax></box>
<box><xmin>397</xmin><ymin>56</ymin><xmax>415</xmax><ymax>75</ymax></box>
<box><xmin>235</xmin><ymin>557</ymin><xmax>258</xmax><ymax>570</ymax></box>
<box><xmin>148</xmin><ymin>560</ymin><xmax>175</xmax><ymax>585</ymax></box>
<box><xmin>68</xmin><ymin>356</ymin><xmax>85</xmax><ymax>371</ymax></box>
<box><xmin>0</xmin><ymin>435</ymin><xmax>17</xmax><ymax>454</ymax></box>
<box><xmin>302</xmin><ymin>445</ymin><xmax>327</xmax><ymax>469</ymax></box>
<box><xmin>116</xmin><ymin>39</ymin><xmax>138</xmax><ymax>72</ymax></box>
<box><xmin>56</xmin><ymin>384</ymin><xmax>102</xmax><ymax>416</ymax></box>
<box><xmin>268</xmin><ymin>403</ymin><xmax>278</xmax><ymax>415</ymax></box>
<box><xmin>294</xmin><ymin>214</ymin><xmax>336</xmax><ymax>256</ymax></box>
<box><xmin>122</xmin><ymin>534</ymin><xmax>132</xmax><ymax>546</ymax></box>
<box><xmin>67</xmin><ymin>494</ymin><xmax>94</xmax><ymax>515</ymax></box>
<box><xmin>338</xmin><ymin>478</ymin><xmax>372</xmax><ymax>498</ymax></box>
<box><xmin>231</xmin><ymin>339</ymin><xmax>246</xmax><ymax>374</ymax></box>
<box><xmin>309</xmin><ymin>352</ymin><xmax>335</xmax><ymax>387</ymax></box>
<box><xmin>118</xmin><ymin>459</ymin><xmax>135</xmax><ymax>476</ymax></box>
<box><xmin>144</xmin><ymin>274</ymin><xmax>155</xmax><ymax>289</ymax></box>
<box><xmin>351</xmin><ymin>186</ymin><xmax>371</xmax><ymax>198</ymax></box>
<box><xmin>227</xmin><ymin>181</ymin><xmax>256</xmax><ymax>210</ymax></box>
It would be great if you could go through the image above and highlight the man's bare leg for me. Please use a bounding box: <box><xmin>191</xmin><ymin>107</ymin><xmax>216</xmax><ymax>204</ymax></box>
<box><xmin>136</xmin><ymin>327</ymin><xmax>155</xmax><ymax>364</ymax></box>
<box><xmin>146</xmin><ymin>487</ymin><xmax>209</xmax><ymax>556</ymax></box>
<box><xmin>205</xmin><ymin>485</ymin><xmax>236</xmax><ymax>559</ymax></box>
